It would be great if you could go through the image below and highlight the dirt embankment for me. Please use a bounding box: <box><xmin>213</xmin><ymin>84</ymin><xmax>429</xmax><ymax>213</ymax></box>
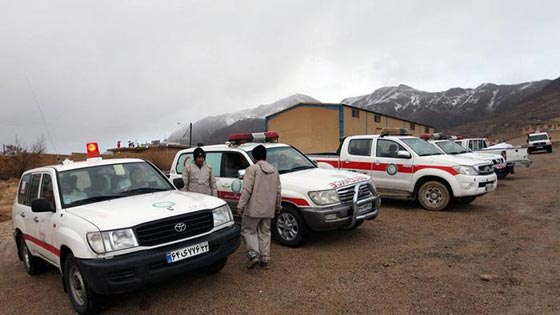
<box><xmin>0</xmin><ymin>178</ymin><xmax>18</xmax><ymax>222</ymax></box>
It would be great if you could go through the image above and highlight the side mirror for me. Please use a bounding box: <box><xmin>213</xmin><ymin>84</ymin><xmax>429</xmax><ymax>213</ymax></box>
<box><xmin>31</xmin><ymin>198</ymin><xmax>54</xmax><ymax>213</ymax></box>
<box><xmin>238</xmin><ymin>169</ymin><xmax>246</xmax><ymax>179</ymax></box>
<box><xmin>397</xmin><ymin>150</ymin><xmax>411</xmax><ymax>159</ymax></box>
<box><xmin>173</xmin><ymin>178</ymin><xmax>185</xmax><ymax>190</ymax></box>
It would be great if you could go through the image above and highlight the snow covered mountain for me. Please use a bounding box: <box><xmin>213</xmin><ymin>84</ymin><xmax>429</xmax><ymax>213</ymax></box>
<box><xmin>167</xmin><ymin>94</ymin><xmax>320</xmax><ymax>145</ymax></box>
<box><xmin>342</xmin><ymin>80</ymin><xmax>551</xmax><ymax>130</ymax></box>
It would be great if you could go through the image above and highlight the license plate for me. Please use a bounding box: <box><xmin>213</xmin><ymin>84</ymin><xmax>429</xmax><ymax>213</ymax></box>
<box><xmin>357</xmin><ymin>203</ymin><xmax>372</xmax><ymax>214</ymax></box>
<box><xmin>536</xmin><ymin>146</ymin><xmax>543</xmax><ymax>149</ymax></box>
<box><xmin>166</xmin><ymin>242</ymin><xmax>209</xmax><ymax>264</ymax></box>
<box><xmin>485</xmin><ymin>183</ymin><xmax>495</xmax><ymax>191</ymax></box>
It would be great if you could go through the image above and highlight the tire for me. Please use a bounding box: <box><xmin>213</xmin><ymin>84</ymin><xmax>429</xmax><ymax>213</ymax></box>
<box><xmin>547</xmin><ymin>146</ymin><xmax>552</xmax><ymax>153</ymax></box>
<box><xmin>272</xmin><ymin>205</ymin><xmax>309</xmax><ymax>248</ymax></box>
<box><xmin>18</xmin><ymin>235</ymin><xmax>46</xmax><ymax>275</ymax></box>
<box><xmin>417</xmin><ymin>180</ymin><xmax>451</xmax><ymax>211</ymax></box>
<box><xmin>63</xmin><ymin>254</ymin><xmax>100</xmax><ymax>315</ymax></box>
<box><xmin>200</xmin><ymin>257</ymin><xmax>228</xmax><ymax>275</ymax></box>
<box><xmin>455</xmin><ymin>196</ymin><xmax>476</xmax><ymax>205</ymax></box>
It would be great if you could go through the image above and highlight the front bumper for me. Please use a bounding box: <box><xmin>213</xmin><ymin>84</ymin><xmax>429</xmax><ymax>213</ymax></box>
<box><xmin>77</xmin><ymin>224</ymin><xmax>240</xmax><ymax>295</ymax></box>
<box><xmin>454</xmin><ymin>173</ymin><xmax>497</xmax><ymax>197</ymax></box>
<box><xmin>301</xmin><ymin>194</ymin><xmax>381</xmax><ymax>231</ymax></box>
<box><xmin>509</xmin><ymin>160</ymin><xmax>532</xmax><ymax>168</ymax></box>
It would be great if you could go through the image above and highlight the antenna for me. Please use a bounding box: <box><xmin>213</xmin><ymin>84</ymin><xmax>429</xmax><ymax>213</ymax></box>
<box><xmin>26</xmin><ymin>77</ymin><xmax>59</xmax><ymax>158</ymax></box>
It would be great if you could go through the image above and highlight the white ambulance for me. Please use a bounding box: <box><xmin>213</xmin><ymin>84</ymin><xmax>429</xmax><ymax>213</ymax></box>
<box><xmin>12</xmin><ymin>143</ymin><xmax>239</xmax><ymax>314</ymax></box>
<box><xmin>169</xmin><ymin>132</ymin><xmax>381</xmax><ymax>248</ymax></box>
<box><xmin>309</xmin><ymin>129</ymin><xmax>498</xmax><ymax>211</ymax></box>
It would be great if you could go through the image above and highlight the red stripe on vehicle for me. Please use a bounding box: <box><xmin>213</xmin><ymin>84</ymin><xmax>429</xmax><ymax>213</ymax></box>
<box><xmin>23</xmin><ymin>234</ymin><xmax>60</xmax><ymax>257</ymax></box>
<box><xmin>218</xmin><ymin>191</ymin><xmax>241</xmax><ymax>200</ymax></box>
<box><xmin>282</xmin><ymin>197</ymin><xmax>310</xmax><ymax>206</ymax></box>
<box><xmin>315</xmin><ymin>159</ymin><xmax>458</xmax><ymax>175</ymax></box>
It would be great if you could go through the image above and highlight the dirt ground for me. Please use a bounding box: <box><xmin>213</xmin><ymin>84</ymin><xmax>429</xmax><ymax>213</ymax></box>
<box><xmin>0</xmin><ymin>151</ymin><xmax>558</xmax><ymax>314</ymax></box>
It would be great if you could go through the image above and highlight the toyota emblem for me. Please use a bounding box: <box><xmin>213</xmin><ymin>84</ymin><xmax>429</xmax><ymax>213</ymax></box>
<box><xmin>174</xmin><ymin>222</ymin><xmax>187</xmax><ymax>232</ymax></box>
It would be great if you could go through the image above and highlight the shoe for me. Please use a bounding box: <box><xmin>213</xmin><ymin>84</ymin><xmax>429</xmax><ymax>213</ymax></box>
<box><xmin>247</xmin><ymin>256</ymin><xmax>259</xmax><ymax>269</ymax></box>
<box><xmin>260</xmin><ymin>261</ymin><xmax>270</xmax><ymax>270</ymax></box>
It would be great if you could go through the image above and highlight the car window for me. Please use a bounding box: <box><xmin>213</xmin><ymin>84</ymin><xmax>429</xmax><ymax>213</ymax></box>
<box><xmin>376</xmin><ymin>139</ymin><xmax>407</xmax><ymax>158</ymax></box>
<box><xmin>222</xmin><ymin>152</ymin><xmax>250</xmax><ymax>178</ymax></box>
<box><xmin>204</xmin><ymin>153</ymin><xmax>222</xmax><ymax>177</ymax></box>
<box><xmin>176</xmin><ymin>153</ymin><xmax>194</xmax><ymax>174</ymax></box>
<box><xmin>25</xmin><ymin>174</ymin><xmax>41</xmax><ymax>206</ymax></box>
<box><xmin>348</xmin><ymin>139</ymin><xmax>372</xmax><ymax>156</ymax></box>
<box><xmin>39</xmin><ymin>174</ymin><xmax>55</xmax><ymax>210</ymax></box>
<box><xmin>17</xmin><ymin>174</ymin><xmax>31</xmax><ymax>205</ymax></box>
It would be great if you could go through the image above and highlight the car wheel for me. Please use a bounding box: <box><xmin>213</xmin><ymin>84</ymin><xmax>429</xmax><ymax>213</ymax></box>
<box><xmin>64</xmin><ymin>253</ymin><xmax>100</xmax><ymax>315</ymax></box>
<box><xmin>547</xmin><ymin>147</ymin><xmax>552</xmax><ymax>153</ymax></box>
<box><xmin>417</xmin><ymin>180</ymin><xmax>451</xmax><ymax>211</ymax></box>
<box><xmin>18</xmin><ymin>235</ymin><xmax>45</xmax><ymax>275</ymax></box>
<box><xmin>455</xmin><ymin>196</ymin><xmax>476</xmax><ymax>205</ymax></box>
<box><xmin>272</xmin><ymin>205</ymin><xmax>309</xmax><ymax>248</ymax></box>
<box><xmin>200</xmin><ymin>257</ymin><xmax>228</xmax><ymax>275</ymax></box>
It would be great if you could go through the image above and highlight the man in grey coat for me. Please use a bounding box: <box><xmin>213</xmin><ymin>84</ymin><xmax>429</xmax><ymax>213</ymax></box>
<box><xmin>237</xmin><ymin>145</ymin><xmax>282</xmax><ymax>269</ymax></box>
<box><xmin>182</xmin><ymin>147</ymin><xmax>218</xmax><ymax>197</ymax></box>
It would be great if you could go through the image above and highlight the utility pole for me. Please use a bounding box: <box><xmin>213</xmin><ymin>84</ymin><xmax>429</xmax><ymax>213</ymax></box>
<box><xmin>189</xmin><ymin>122</ymin><xmax>193</xmax><ymax>148</ymax></box>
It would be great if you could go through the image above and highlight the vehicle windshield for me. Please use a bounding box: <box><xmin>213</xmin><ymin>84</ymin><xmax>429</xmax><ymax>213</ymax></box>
<box><xmin>248</xmin><ymin>146</ymin><xmax>317</xmax><ymax>174</ymax></box>
<box><xmin>58</xmin><ymin>161</ymin><xmax>174</xmax><ymax>208</ymax></box>
<box><xmin>528</xmin><ymin>134</ymin><xmax>549</xmax><ymax>141</ymax></box>
<box><xmin>401</xmin><ymin>138</ymin><xmax>445</xmax><ymax>156</ymax></box>
<box><xmin>435</xmin><ymin>141</ymin><xmax>469</xmax><ymax>155</ymax></box>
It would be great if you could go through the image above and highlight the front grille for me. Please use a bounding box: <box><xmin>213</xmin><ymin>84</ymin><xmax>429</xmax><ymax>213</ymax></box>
<box><xmin>478</xmin><ymin>164</ymin><xmax>494</xmax><ymax>175</ymax></box>
<box><xmin>337</xmin><ymin>184</ymin><xmax>373</xmax><ymax>204</ymax></box>
<box><xmin>135</xmin><ymin>211</ymin><xmax>214</xmax><ymax>247</ymax></box>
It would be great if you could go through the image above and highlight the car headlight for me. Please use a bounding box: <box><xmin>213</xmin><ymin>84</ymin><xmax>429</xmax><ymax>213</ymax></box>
<box><xmin>308</xmin><ymin>189</ymin><xmax>340</xmax><ymax>206</ymax></box>
<box><xmin>452</xmin><ymin>165</ymin><xmax>478</xmax><ymax>176</ymax></box>
<box><xmin>213</xmin><ymin>204</ymin><xmax>233</xmax><ymax>227</ymax></box>
<box><xmin>87</xmin><ymin>228</ymin><xmax>138</xmax><ymax>254</ymax></box>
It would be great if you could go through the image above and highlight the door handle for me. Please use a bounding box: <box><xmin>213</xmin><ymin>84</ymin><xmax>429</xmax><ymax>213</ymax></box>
<box><xmin>33</xmin><ymin>217</ymin><xmax>39</xmax><ymax>223</ymax></box>
<box><xmin>20</xmin><ymin>212</ymin><xmax>26</xmax><ymax>218</ymax></box>
<box><xmin>344</xmin><ymin>159</ymin><xmax>350</xmax><ymax>163</ymax></box>
<box><xmin>374</xmin><ymin>160</ymin><xmax>381</xmax><ymax>165</ymax></box>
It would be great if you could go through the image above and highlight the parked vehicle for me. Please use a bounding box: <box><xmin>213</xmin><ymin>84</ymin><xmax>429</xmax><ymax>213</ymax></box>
<box><xmin>429</xmin><ymin>140</ymin><xmax>509</xmax><ymax>178</ymax></box>
<box><xmin>169</xmin><ymin>132</ymin><xmax>381</xmax><ymax>248</ymax></box>
<box><xmin>527</xmin><ymin>132</ymin><xmax>552</xmax><ymax>153</ymax></box>
<box><xmin>12</xmin><ymin>143</ymin><xmax>240</xmax><ymax>314</ymax></box>
<box><xmin>455</xmin><ymin>138</ymin><xmax>531</xmax><ymax>174</ymax></box>
<box><xmin>309</xmin><ymin>129</ymin><xmax>498</xmax><ymax>211</ymax></box>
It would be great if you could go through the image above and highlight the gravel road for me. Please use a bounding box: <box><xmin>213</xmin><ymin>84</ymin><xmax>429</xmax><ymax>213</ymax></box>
<box><xmin>0</xmin><ymin>151</ymin><xmax>558</xmax><ymax>314</ymax></box>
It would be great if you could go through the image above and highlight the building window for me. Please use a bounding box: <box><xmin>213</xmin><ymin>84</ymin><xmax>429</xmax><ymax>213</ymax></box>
<box><xmin>410</xmin><ymin>123</ymin><xmax>416</xmax><ymax>130</ymax></box>
<box><xmin>351</xmin><ymin>108</ymin><xmax>360</xmax><ymax>118</ymax></box>
<box><xmin>425</xmin><ymin>126</ymin><xmax>429</xmax><ymax>133</ymax></box>
<box><xmin>374</xmin><ymin>114</ymin><xmax>381</xmax><ymax>123</ymax></box>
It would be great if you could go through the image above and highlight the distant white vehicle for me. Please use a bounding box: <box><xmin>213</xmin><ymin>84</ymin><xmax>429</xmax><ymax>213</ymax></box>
<box><xmin>455</xmin><ymin>138</ymin><xmax>531</xmax><ymax>175</ymax></box>
<box><xmin>429</xmin><ymin>140</ymin><xmax>509</xmax><ymax>178</ymax></box>
<box><xmin>526</xmin><ymin>132</ymin><xmax>552</xmax><ymax>153</ymax></box>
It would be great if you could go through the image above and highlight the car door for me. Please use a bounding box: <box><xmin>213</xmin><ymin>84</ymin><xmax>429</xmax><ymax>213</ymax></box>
<box><xmin>218</xmin><ymin>151</ymin><xmax>251</xmax><ymax>211</ymax></box>
<box><xmin>33</xmin><ymin>172</ymin><xmax>60</xmax><ymax>265</ymax></box>
<box><xmin>342</xmin><ymin>138</ymin><xmax>374</xmax><ymax>175</ymax></box>
<box><xmin>373</xmin><ymin>139</ymin><xmax>414</xmax><ymax>193</ymax></box>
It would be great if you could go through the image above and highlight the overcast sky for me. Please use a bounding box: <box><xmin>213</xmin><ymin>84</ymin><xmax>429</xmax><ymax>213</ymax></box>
<box><xmin>1</xmin><ymin>0</ymin><xmax>559</xmax><ymax>154</ymax></box>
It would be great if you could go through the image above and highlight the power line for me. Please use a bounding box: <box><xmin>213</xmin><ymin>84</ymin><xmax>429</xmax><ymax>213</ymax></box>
<box><xmin>26</xmin><ymin>77</ymin><xmax>59</xmax><ymax>157</ymax></box>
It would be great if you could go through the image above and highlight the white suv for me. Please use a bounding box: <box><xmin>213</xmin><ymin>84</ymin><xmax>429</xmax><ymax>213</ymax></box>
<box><xmin>527</xmin><ymin>132</ymin><xmax>552</xmax><ymax>153</ymax></box>
<box><xmin>12</xmin><ymin>145</ymin><xmax>239</xmax><ymax>314</ymax></box>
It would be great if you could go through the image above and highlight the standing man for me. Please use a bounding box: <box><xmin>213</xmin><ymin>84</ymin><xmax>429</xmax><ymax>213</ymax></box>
<box><xmin>237</xmin><ymin>145</ymin><xmax>282</xmax><ymax>269</ymax></box>
<box><xmin>182</xmin><ymin>147</ymin><xmax>218</xmax><ymax>197</ymax></box>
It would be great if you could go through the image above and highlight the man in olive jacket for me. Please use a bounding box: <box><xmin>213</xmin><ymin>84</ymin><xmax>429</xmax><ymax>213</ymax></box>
<box><xmin>237</xmin><ymin>145</ymin><xmax>282</xmax><ymax>269</ymax></box>
<box><xmin>182</xmin><ymin>147</ymin><xmax>218</xmax><ymax>197</ymax></box>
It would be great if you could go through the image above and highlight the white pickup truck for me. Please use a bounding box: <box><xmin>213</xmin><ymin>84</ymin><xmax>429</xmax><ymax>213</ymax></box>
<box><xmin>429</xmin><ymin>140</ymin><xmax>509</xmax><ymax>178</ymax></box>
<box><xmin>309</xmin><ymin>131</ymin><xmax>497</xmax><ymax>211</ymax></box>
<box><xmin>169</xmin><ymin>132</ymin><xmax>381</xmax><ymax>248</ymax></box>
<box><xmin>12</xmin><ymin>143</ymin><xmax>239</xmax><ymax>314</ymax></box>
<box><xmin>526</xmin><ymin>132</ymin><xmax>553</xmax><ymax>153</ymax></box>
<box><xmin>455</xmin><ymin>138</ymin><xmax>531</xmax><ymax>174</ymax></box>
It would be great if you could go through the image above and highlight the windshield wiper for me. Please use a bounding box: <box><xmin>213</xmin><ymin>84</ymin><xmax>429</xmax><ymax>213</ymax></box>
<box><xmin>120</xmin><ymin>187</ymin><xmax>170</xmax><ymax>195</ymax></box>
<box><xmin>283</xmin><ymin>165</ymin><xmax>316</xmax><ymax>173</ymax></box>
<box><xmin>67</xmin><ymin>195</ymin><xmax>125</xmax><ymax>207</ymax></box>
<box><xmin>419</xmin><ymin>153</ymin><xmax>444</xmax><ymax>156</ymax></box>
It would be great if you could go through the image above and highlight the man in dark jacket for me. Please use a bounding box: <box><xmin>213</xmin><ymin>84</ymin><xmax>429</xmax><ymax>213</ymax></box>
<box><xmin>182</xmin><ymin>147</ymin><xmax>218</xmax><ymax>196</ymax></box>
<box><xmin>237</xmin><ymin>145</ymin><xmax>282</xmax><ymax>269</ymax></box>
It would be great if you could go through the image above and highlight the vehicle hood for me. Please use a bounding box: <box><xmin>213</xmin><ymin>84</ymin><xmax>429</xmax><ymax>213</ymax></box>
<box><xmin>65</xmin><ymin>190</ymin><xmax>226</xmax><ymax>231</ymax></box>
<box><xmin>461</xmin><ymin>152</ymin><xmax>503</xmax><ymax>161</ymax></box>
<box><xmin>428</xmin><ymin>155</ymin><xmax>490</xmax><ymax>167</ymax></box>
<box><xmin>280</xmin><ymin>168</ymin><xmax>370</xmax><ymax>191</ymax></box>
